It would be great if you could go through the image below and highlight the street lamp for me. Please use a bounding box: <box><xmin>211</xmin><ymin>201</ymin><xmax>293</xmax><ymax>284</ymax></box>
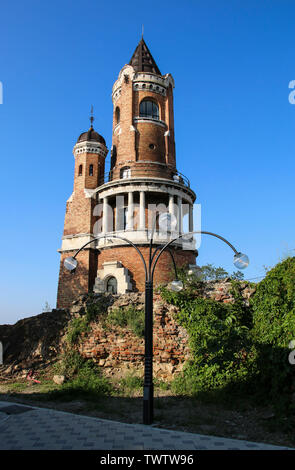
<box><xmin>63</xmin><ymin>213</ymin><xmax>249</xmax><ymax>425</ymax></box>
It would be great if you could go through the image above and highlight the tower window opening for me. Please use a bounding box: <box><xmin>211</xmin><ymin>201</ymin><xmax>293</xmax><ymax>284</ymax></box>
<box><xmin>120</xmin><ymin>167</ymin><xmax>131</xmax><ymax>179</ymax></box>
<box><xmin>115</xmin><ymin>107</ymin><xmax>120</xmax><ymax>124</ymax></box>
<box><xmin>139</xmin><ymin>99</ymin><xmax>159</xmax><ymax>120</ymax></box>
<box><xmin>89</xmin><ymin>164</ymin><xmax>94</xmax><ymax>176</ymax></box>
<box><xmin>78</xmin><ymin>164</ymin><xmax>83</xmax><ymax>176</ymax></box>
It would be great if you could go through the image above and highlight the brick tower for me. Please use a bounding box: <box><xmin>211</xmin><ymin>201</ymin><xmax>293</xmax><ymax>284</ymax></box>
<box><xmin>57</xmin><ymin>38</ymin><xmax>197</xmax><ymax>309</ymax></box>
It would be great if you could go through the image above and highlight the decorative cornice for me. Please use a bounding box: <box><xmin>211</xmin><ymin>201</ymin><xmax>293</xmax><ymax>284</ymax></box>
<box><xmin>112</xmin><ymin>67</ymin><xmax>175</xmax><ymax>104</ymax></box>
<box><xmin>73</xmin><ymin>140</ymin><xmax>108</xmax><ymax>158</ymax></box>
<box><xmin>133</xmin><ymin>81</ymin><xmax>166</xmax><ymax>96</ymax></box>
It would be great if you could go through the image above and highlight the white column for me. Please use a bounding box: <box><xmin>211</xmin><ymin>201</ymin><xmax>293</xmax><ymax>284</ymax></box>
<box><xmin>127</xmin><ymin>191</ymin><xmax>134</xmax><ymax>230</ymax></box>
<box><xmin>177</xmin><ymin>195</ymin><xmax>183</xmax><ymax>234</ymax></box>
<box><xmin>168</xmin><ymin>194</ymin><xmax>175</xmax><ymax>233</ymax></box>
<box><xmin>169</xmin><ymin>194</ymin><xmax>174</xmax><ymax>216</ymax></box>
<box><xmin>189</xmin><ymin>204</ymin><xmax>194</xmax><ymax>233</ymax></box>
<box><xmin>102</xmin><ymin>196</ymin><xmax>109</xmax><ymax>233</ymax></box>
<box><xmin>115</xmin><ymin>195</ymin><xmax>124</xmax><ymax>231</ymax></box>
<box><xmin>139</xmin><ymin>191</ymin><xmax>145</xmax><ymax>230</ymax></box>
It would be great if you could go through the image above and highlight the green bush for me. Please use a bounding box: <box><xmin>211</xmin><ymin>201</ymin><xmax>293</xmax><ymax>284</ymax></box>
<box><xmin>251</xmin><ymin>257</ymin><xmax>295</xmax><ymax>347</ymax></box>
<box><xmin>161</xmin><ymin>287</ymin><xmax>257</xmax><ymax>397</ymax></box>
<box><xmin>51</xmin><ymin>350</ymin><xmax>112</xmax><ymax>400</ymax></box>
<box><xmin>249</xmin><ymin>257</ymin><xmax>295</xmax><ymax>411</ymax></box>
<box><xmin>161</xmin><ymin>261</ymin><xmax>295</xmax><ymax>412</ymax></box>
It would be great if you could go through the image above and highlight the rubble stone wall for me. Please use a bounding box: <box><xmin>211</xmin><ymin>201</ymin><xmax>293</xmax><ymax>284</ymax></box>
<box><xmin>0</xmin><ymin>280</ymin><xmax>256</xmax><ymax>380</ymax></box>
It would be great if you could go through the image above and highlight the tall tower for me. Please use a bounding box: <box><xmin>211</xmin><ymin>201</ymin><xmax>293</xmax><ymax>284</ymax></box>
<box><xmin>57</xmin><ymin>38</ymin><xmax>197</xmax><ymax>309</ymax></box>
<box><xmin>57</xmin><ymin>114</ymin><xmax>108</xmax><ymax>308</ymax></box>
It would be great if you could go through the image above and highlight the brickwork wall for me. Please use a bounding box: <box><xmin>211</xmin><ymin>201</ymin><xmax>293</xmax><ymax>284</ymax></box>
<box><xmin>1</xmin><ymin>282</ymin><xmax>256</xmax><ymax>378</ymax></box>
<box><xmin>57</xmin><ymin>248</ymin><xmax>97</xmax><ymax>309</ymax></box>
<box><xmin>98</xmin><ymin>246</ymin><xmax>196</xmax><ymax>292</ymax></box>
<box><xmin>77</xmin><ymin>293</ymin><xmax>190</xmax><ymax>379</ymax></box>
<box><xmin>63</xmin><ymin>193</ymin><xmax>97</xmax><ymax>236</ymax></box>
<box><xmin>112</xmin><ymin>75</ymin><xmax>175</xmax><ymax>175</ymax></box>
<box><xmin>74</xmin><ymin>152</ymin><xmax>105</xmax><ymax>191</ymax></box>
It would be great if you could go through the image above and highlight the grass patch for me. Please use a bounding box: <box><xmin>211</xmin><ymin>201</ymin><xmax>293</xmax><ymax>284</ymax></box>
<box><xmin>117</xmin><ymin>373</ymin><xmax>144</xmax><ymax>395</ymax></box>
<box><xmin>5</xmin><ymin>382</ymin><xmax>27</xmax><ymax>393</ymax></box>
<box><xmin>105</xmin><ymin>306</ymin><xmax>145</xmax><ymax>338</ymax></box>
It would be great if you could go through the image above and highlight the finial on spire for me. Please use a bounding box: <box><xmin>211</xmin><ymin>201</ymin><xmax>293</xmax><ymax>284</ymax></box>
<box><xmin>90</xmin><ymin>105</ymin><xmax>94</xmax><ymax>129</ymax></box>
<box><xmin>141</xmin><ymin>24</ymin><xmax>144</xmax><ymax>39</ymax></box>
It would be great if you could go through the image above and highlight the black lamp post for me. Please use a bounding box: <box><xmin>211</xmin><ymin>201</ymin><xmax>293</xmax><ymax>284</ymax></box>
<box><xmin>63</xmin><ymin>213</ymin><xmax>249</xmax><ymax>426</ymax></box>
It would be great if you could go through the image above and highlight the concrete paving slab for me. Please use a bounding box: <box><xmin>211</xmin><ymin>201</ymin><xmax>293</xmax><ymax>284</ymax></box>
<box><xmin>0</xmin><ymin>401</ymin><xmax>293</xmax><ymax>450</ymax></box>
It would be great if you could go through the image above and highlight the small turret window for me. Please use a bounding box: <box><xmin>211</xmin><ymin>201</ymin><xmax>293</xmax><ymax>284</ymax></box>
<box><xmin>139</xmin><ymin>100</ymin><xmax>159</xmax><ymax>120</ymax></box>
<box><xmin>120</xmin><ymin>167</ymin><xmax>131</xmax><ymax>179</ymax></box>
<box><xmin>89</xmin><ymin>164</ymin><xmax>94</xmax><ymax>176</ymax></box>
<box><xmin>78</xmin><ymin>164</ymin><xmax>83</xmax><ymax>176</ymax></box>
<box><xmin>115</xmin><ymin>107</ymin><xmax>120</xmax><ymax>124</ymax></box>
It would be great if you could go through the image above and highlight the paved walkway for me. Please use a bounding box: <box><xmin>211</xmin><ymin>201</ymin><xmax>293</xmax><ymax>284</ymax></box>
<box><xmin>0</xmin><ymin>401</ymin><xmax>293</xmax><ymax>450</ymax></box>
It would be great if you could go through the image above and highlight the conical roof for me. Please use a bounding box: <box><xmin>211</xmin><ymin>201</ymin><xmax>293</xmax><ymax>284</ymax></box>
<box><xmin>129</xmin><ymin>38</ymin><xmax>161</xmax><ymax>75</ymax></box>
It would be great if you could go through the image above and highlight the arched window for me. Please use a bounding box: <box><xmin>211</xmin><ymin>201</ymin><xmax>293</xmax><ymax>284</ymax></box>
<box><xmin>120</xmin><ymin>166</ymin><xmax>131</xmax><ymax>179</ymax></box>
<box><xmin>89</xmin><ymin>164</ymin><xmax>94</xmax><ymax>176</ymax></box>
<box><xmin>78</xmin><ymin>164</ymin><xmax>83</xmax><ymax>176</ymax></box>
<box><xmin>115</xmin><ymin>107</ymin><xmax>120</xmax><ymax>124</ymax></box>
<box><xmin>139</xmin><ymin>100</ymin><xmax>159</xmax><ymax>120</ymax></box>
<box><xmin>106</xmin><ymin>276</ymin><xmax>117</xmax><ymax>294</ymax></box>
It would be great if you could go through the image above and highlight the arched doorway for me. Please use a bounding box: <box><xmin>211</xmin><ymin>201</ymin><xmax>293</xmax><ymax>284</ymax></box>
<box><xmin>106</xmin><ymin>276</ymin><xmax>117</xmax><ymax>294</ymax></box>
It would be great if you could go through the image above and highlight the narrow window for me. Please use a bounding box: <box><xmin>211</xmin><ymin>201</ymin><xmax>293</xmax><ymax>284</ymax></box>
<box><xmin>115</xmin><ymin>107</ymin><xmax>120</xmax><ymax>124</ymax></box>
<box><xmin>89</xmin><ymin>164</ymin><xmax>94</xmax><ymax>176</ymax></box>
<box><xmin>78</xmin><ymin>164</ymin><xmax>83</xmax><ymax>176</ymax></box>
<box><xmin>120</xmin><ymin>167</ymin><xmax>131</xmax><ymax>179</ymax></box>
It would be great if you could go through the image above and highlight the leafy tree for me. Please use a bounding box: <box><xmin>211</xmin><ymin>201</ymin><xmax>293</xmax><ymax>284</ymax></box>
<box><xmin>231</xmin><ymin>270</ymin><xmax>245</xmax><ymax>280</ymax></box>
<box><xmin>197</xmin><ymin>264</ymin><xmax>229</xmax><ymax>281</ymax></box>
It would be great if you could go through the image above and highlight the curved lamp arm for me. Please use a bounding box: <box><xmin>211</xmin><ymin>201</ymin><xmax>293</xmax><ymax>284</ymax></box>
<box><xmin>149</xmin><ymin>244</ymin><xmax>178</xmax><ymax>281</ymax></box>
<box><xmin>151</xmin><ymin>230</ymin><xmax>240</xmax><ymax>280</ymax></box>
<box><xmin>68</xmin><ymin>233</ymin><xmax>148</xmax><ymax>281</ymax></box>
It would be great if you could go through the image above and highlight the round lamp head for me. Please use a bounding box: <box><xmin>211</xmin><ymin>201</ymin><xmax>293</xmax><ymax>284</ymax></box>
<box><xmin>233</xmin><ymin>252</ymin><xmax>249</xmax><ymax>270</ymax></box>
<box><xmin>159</xmin><ymin>212</ymin><xmax>177</xmax><ymax>232</ymax></box>
<box><xmin>169</xmin><ymin>280</ymin><xmax>184</xmax><ymax>292</ymax></box>
<box><xmin>64</xmin><ymin>256</ymin><xmax>78</xmax><ymax>272</ymax></box>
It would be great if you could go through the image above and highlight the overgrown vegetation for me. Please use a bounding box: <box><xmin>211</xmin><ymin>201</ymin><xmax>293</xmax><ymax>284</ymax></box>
<box><xmin>66</xmin><ymin>297</ymin><xmax>108</xmax><ymax>345</ymax></box>
<box><xmin>249</xmin><ymin>257</ymin><xmax>295</xmax><ymax>411</ymax></box>
<box><xmin>161</xmin><ymin>258</ymin><xmax>295</xmax><ymax>414</ymax></box>
<box><xmin>105</xmin><ymin>306</ymin><xmax>145</xmax><ymax>338</ymax></box>
<box><xmin>50</xmin><ymin>298</ymin><xmax>113</xmax><ymax>401</ymax></box>
<box><xmin>24</xmin><ymin>259</ymin><xmax>295</xmax><ymax>415</ymax></box>
<box><xmin>50</xmin><ymin>298</ymin><xmax>146</xmax><ymax>401</ymax></box>
<box><xmin>50</xmin><ymin>350</ymin><xmax>112</xmax><ymax>401</ymax></box>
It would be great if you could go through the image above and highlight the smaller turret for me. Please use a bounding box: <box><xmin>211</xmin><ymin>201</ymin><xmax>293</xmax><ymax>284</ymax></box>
<box><xmin>73</xmin><ymin>110</ymin><xmax>108</xmax><ymax>191</ymax></box>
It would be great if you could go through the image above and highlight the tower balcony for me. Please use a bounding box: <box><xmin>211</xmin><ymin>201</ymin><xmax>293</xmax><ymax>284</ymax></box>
<box><xmin>97</xmin><ymin>164</ymin><xmax>191</xmax><ymax>189</ymax></box>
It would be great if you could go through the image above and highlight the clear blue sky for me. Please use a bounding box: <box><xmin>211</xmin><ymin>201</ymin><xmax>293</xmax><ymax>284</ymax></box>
<box><xmin>1</xmin><ymin>0</ymin><xmax>295</xmax><ymax>324</ymax></box>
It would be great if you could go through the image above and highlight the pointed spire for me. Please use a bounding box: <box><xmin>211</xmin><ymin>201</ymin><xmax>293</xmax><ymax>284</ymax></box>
<box><xmin>90</xmin><ymin>105</ymin><xmax>94</xmax><ymax>129</ymax></box>
<box><xmin>129</xmin><ymin>38</ymin><xmax>161</xmax><ymax>75</ymax></box>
